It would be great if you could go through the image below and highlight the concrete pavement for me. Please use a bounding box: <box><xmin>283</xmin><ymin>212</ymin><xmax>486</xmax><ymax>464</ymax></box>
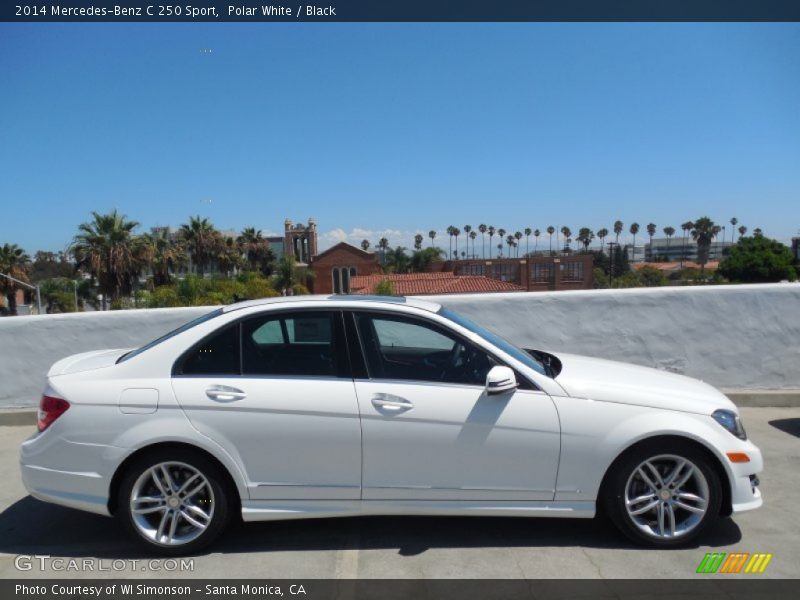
<box><xmin>1</xmin><ymin>407</ymin><xmax>798</xmax><ymax>579</ymax></box>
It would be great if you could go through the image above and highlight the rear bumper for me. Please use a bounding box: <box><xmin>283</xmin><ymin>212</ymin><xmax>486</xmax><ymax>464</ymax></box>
<box><xmin>20</xmin><ymin>430</ymin><xmax>125</xmax><ymax>517</ymax></box>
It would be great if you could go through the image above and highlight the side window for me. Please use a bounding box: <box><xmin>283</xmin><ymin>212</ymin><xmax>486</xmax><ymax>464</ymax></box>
<box><xmin>178</xmin><ymin>325</ymin><xmax>240</xmax><ymax>376</ymax></box>
<box><xmin>356</xmin><ymin>314</ymin><xmax>493</xmax><ymax>386</ymax></box>
<box><xmin>242</xmin><ymin>312</ymin><xmax>341</xmax><ymax>377</ymax></box>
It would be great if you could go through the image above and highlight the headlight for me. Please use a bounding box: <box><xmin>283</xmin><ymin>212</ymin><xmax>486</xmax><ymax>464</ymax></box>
<box><xmin>712</xmin><ymin>409</ymin><xmax>747</xmax><ymax>440</ymax></box>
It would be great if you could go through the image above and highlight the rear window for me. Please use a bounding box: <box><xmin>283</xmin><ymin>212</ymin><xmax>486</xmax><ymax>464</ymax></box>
<box><xmin>117</xmin><ymin>309</ymin><xmax>224</xmax><ymax>363</ymax></box>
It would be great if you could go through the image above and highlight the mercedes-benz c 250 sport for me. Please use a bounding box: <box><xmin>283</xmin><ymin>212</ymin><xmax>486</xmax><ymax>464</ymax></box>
<box><xmin>20</xmin><ymin>296</ymin><xmax>763</xmax><ymax>554</ymax></box>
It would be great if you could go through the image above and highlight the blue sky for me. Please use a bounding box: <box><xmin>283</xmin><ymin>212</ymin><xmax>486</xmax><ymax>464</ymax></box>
<box><xmin>1</xmin><ymin>23</ymin><xmax>798</xmax><ymax>253</ymax></box>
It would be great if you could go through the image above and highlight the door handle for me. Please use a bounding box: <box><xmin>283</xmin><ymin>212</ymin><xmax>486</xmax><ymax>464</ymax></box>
<box><xmin>206</xmin><ymin>385</ymin><xmax>246</xmax><ymax>402</ymax></box>
<box><xmin>371</xmin><ymin>393</ymin><xmax>413</xmax><ymax>411</ymax></box>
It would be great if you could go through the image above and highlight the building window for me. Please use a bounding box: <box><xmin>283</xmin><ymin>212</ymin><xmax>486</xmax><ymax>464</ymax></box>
<box><xmin>561</xmin><ymin>261</ymin><xmax>584</xmax><ymax>282</ymax></box>
<box><xmin>459</xmin><ymin>263</ymin><xmax>485</xmax><ymax>276</ymax></box>
<box><xmin>532</xmin><ymin>263</ymin><xmax>554</xmax><ymax>283</ymax></box>
<box><xmin>490</xmin><ymin>262</ymin><xmax>519</xmax><ymax>282</ymax></box>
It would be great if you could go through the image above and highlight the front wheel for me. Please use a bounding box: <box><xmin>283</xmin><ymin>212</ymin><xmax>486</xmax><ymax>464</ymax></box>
<box><xmin>604</xmin><ymin>442</ymin><xmax>722</xmax><ymax>547</ymax></box>
<box><xmin>118</xmin><ymin>449</ymin><xmax>231</xmax><ymax>555</ymax></box>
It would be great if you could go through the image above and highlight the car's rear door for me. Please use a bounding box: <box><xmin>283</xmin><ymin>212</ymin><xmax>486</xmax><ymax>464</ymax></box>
<box><xmin>171</xmin><ymin>309</ymin><xmax>362</xmax><ymax>501</ymax></box>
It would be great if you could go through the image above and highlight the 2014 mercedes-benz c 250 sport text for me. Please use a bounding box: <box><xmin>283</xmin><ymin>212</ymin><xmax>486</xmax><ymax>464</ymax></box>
<box><xmin>20</xmin><ymin>295</ymin><xmax>763</xmax><ymax>554</ymax></box>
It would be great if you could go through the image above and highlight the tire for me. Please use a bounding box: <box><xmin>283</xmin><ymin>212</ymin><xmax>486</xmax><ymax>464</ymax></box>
<box><xmin>117</xmin><ymin>448</ymin><xmax>232</xmax><ymax>555</ymax></box>
<box><xmin>603</xmin><ymin>440</ymin><xmax>722</xmax><ymax>548</ymax></box>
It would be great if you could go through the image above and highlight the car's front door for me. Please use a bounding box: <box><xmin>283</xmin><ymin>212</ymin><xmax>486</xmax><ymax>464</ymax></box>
<box><xmin>171</xmin><ymin>310</ymin><xmax>361</xmax><ymax>501</ymax></box>
<box><xmin>350</xmin><ymin>311</ymin><xmax>561</xmax><ymax>501</ymax></box>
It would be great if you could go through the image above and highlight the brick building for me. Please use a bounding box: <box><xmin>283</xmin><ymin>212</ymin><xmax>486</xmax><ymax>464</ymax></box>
<box><xmin>440</xmin><ymin>254</ymin><xmax>594</xmax><ymax>292</ymax></box>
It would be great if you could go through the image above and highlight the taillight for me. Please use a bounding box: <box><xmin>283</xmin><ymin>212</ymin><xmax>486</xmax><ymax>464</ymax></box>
<box><xmin>38</xmin><ymin>395</ymin><xmax>70</xmax><ymax>432</ymax></box>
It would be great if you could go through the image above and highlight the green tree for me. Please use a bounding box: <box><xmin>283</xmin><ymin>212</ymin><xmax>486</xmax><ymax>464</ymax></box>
<box><xmin>71</xmin><ymin>210</ymin><xmax>144</xmax><ymax>309</ymax></box>
<box><xmin>646</xmin><ymin>222</ymin><xmax>656</xmax><ymax>260</ymax></box>
<box><xmin>143</xmin><ymin>229</ymin><xmax>185</xmax><ymax>287</ymax></box>
<box><xmin>533</xmin><ymin>229</ymin><xmax>541</xmax><ymax>254</ymax></box>
<box><xmin>0</xmin><ymin>243</ymin><xmax>31</xmax><ymax>315</ymax></box>
<box><xmin>179</xmin><ymin>216</ymin><xmax>217</xmax><ymax>275</ymax></box>
<box><xmin>478</xmin><ymin>224</ymin><xmax>487</xmax><ymax>258</ymax></box>
<box><xmin>680</xmin><ymin>221</ymin><xmax>694</xmax><ymax>267</ymax></box>
<box><xmin>463</xmin><ymin>225</ymin><xmax>472</xmax><ymax>257</ymax></box>
<box><xmin>636</xmin><ymin>265</ymin><xmax>668</xmax><ymax>287</ymax></box>
<box><xmin>729</xmin><ymin>217</ymin><xmax>738</xmax><ymax>244</ymax></box>
<box><xmin>613</xmin><ymin>220</ymin><xmax>624</xmax><ymax>245</ymax></box>
<box><xmin>690</xmin><ymin>217</ymin><xmax>721</xmax><ymax>274</ymax></box>
<box><xmin>559</xmin><ymin>226</ymin><xmax>571</xmax><ymax>251</ymax></box>
<box><xmin>718</xmin><ymin>235</ymin><xmax>796</xmax><ymax>283</ymax></box>
<box><xmin>273</xmin><ymin>255</ymin><xmax>314</xmax><ymax>293</ymax></box>
<box><xmin>361</xmin><ymin>239</ymin><xmax>370</xmax><ymax>251</ymax></box>
<box><xmin>410</xmin><ymin>246</ymin><xmax>444</xmax><ymax>272</ymax></box>
<box><xmin>738</xmin><ymin>225</ymin><xmax>747</xmax><ymax>240</ymax></box>
<box><xmin>577</xmin><ymin>228</ymin><xmax>594</xmax><ymax>252</ymax></box>
<box><xmin>414</xmin><ymin>233</ymin><xmax>424</xmax><ymax>251</ymax></box>
<box><xmin>487</xmin><ymin>226</ymin><xmax>496</xmax><ymax>258</ymax></box>
<box><xmin>629</xmin><ymin>222</ymin><xmax>640</xmax><ymax>261</ymax></box>
<box><xmin>238</xmin><ymin>227</ymin><xmax>275</xmax><ymax>275</ymax></box>
<box><xmin>662</xmin><ymin>226</ymin><xmax>676</xmax><ymax>258</ymax></box>
<box><xmin>385</xmin><ymin>246</ymin><xmax>411</xmax><ymax>273</ymax></box>
<box><xmin>428</xmin><ymin>230</ymin><xmax>437</xmax><ymax>248</ymax></box>
<box><xmin>596</xmin><ymin>228</ymin><xmax>608</xmax><ymax>253</ymax></box>
<box><xmin>374</xmin><ymin>278</ymin><xmax>395</xmax><ymax>296</ymax></box>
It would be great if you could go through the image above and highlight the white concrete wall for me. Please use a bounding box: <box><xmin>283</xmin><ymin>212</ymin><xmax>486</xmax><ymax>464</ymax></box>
<box><xmin>1</xmin><ymin>284</ymin><xmax>798</xmax><ymax>407</ymax></box>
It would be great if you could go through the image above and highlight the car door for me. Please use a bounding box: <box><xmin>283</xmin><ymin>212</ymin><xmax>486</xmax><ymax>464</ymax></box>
<box><xmin>350</xmin><ymin>311</ymin><xmax>561</xmax><ymax>501</ymax></box>
<box><xmin>171</xmin><ymin>310</ymin><xmax>361</xmax><ymax>501</ymax></box>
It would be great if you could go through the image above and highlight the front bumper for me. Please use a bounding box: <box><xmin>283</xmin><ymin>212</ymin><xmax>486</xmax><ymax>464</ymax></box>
<box><xmin>727</xmin><ymin>442</ymin><xmax>763</xmax><ymax>513</ymax></box>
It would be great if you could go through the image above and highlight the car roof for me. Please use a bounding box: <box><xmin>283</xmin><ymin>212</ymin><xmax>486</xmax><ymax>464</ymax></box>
<box><xmin>222</xmin><ymin>294</ymin><xmax>442</xmax><ymax>314</ymax></box>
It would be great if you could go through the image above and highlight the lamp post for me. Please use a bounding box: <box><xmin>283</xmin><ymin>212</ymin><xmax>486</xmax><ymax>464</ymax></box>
<box><xmin>0</xmin><ymin>272</ymin><xmax>42</xmax><ymax>315</ymax></box>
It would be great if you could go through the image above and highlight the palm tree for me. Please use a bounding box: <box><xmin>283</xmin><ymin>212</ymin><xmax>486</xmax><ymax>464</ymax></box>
<box><xmin>546</xmin><ymin>226</ymin><xmax>555</xmax><ymax>254</ymax></box>
<box><xmin>577</xmin><ymin>228</ymin><xmax>594</xmax><ymax>253</ymax></box>
<box><xmin>143</xmin><ymin>229</ymin><xmax>185</xmax><ymax>286</ymax></box>
<box><xmin>361</xmin><ymin>239</ymin><xmax>370</xmax><ymax>251</ymax></box>
<box><xmin>663</xmin><ymin>226</ymin><xmax>676</xmax><ymax>257</ymax></box>
<box><xmin>378</xmin><ymin>237</ymin><xmax>390</xmax><ymax>266</ymax></box>
<box><xmin>730</xmin><ymin>217</ymin><xmax>738</xmax><ymax>243</ymax></box>
<box><xmin>497</xmin><ymin>242</ymin><xmax>503</xmax><ymax>257</ymax></box>
<box><xmin>453</xmin><ymin>228</ymin><xmax>461</xmax><ymax>260</ymax></box>
<box><xmin>237</xmin><ymin>227</ymin><xmax>274</xmax><ymax>275</ymax></box>
<box><xmin>428</xmin><ymin>230</ymin><xmax>436</xmax><ymax>247</ymax></box>
<box><xmin>497</xmin><ymin>229</ymin><xmax>506</xmax><ymax>256</ymax></box>
<box><xmin>414</xmin><ymin>233</ymin><xmax>424</xmax><ymax>251</ymax></box>
<box><xmin>597</xmin><ymin>228</ymin><xmax>609</xmax><ymax>253</ymax></box>
<box><xmin>560</xmin><ymin>226</ymin><xmax>571</xmax><ymax>251</ymax></box>
<box><xmin>680</xmin><ymin>221</ymin><xmax>694</xmax><ymax>267</ymax></box>
<box><xmin>738</xmin><ymin>225</ymin><xmax>747</xmax><ymax>240</ymax></box>
<box><xmin>274</xmin><ymin>255</ymin><xmax>314</xmax><ymax>293</ymax></box>
<box><xmin>753</xmin><ymin>228</ymin><xmax>763</xmax><ymax>237</ymax></box>
<box><xmin>523</xmin><ymin>228</ymin><xmax>532</xmax><ymax>256</ymax></box>
<box><xmin>487</xmin><ymin>226</ymin><xmax>496</xmax><ymax>258</ymax></box>
<box><xmin>72</xmin><ymin>210</ymin><xmax>143</xmax><ymax>309</ymax></box>
<box><xmin>691</xmin><ymin>217</ymin><xmax>721</xmax><ymax>274</ymax></box>
<box><xmin>613</xmin><ymin>220</ymin><xmax>624</xmax><ymax>245</ymax></box>
<box><xmin>179</xmin><ymin>216</ymin><xmax>217</xmax><ymax>275</ymax></box>
<box><xmin>446</xmin><ymin>226</ymin><xmax>455</xmax><ymax>259</ymax></box>
<box><xmin>514</xmin><ymin>232</ymin><xmax>522</xmax><ymax>257</ymax></box>
<box><xmin>463</xmin><ymin>225</ymin><xmax>472</xmax><ymax>258</ymax></box>
<box><xmin>469</xmin><ymin>230</ymin><xmax>477</xmax><ymax>258</ymax></box>
<box><xmin>505</xmin><ymin>235</ymin><xmax>514</xmax><ymax>256</ymax></box>
<box><xmin>215</xmin><ymin>235</ymin><xmax>244</xmax><ymax>277</ymax></box>
<box><xmin>533</xmin><ymin>229</ymin><xmax>541</xmax><ymax>253</ymax></box>
<box><xmin>646</xmin><ymin>223</ymin><xmax>656</xmax><ymax>261</ymax></box>
<box><xmin>0</xmin><ymin>243</ymin><xmax>31</xmax><ymax>315</ymax></box>
<box><xmin>478</xmin><ymin>224</ymin><xmax>487</xmax><ymax>258</ymax></box>
<box><xmin>629</xmin><ymin>223</ymin><xmax>640</xmax><ymax>261</ymax></box>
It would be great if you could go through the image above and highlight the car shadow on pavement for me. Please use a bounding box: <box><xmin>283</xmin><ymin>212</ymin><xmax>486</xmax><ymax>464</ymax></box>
<box><xmin>768</xmin><ymin>418</ymin><xmax>800</xmax><ymax>439</ymax></box>
<box><xmin>0</xmin><ymin>495</ymin><xmax>742</xmax><ymax>559</ymax></box>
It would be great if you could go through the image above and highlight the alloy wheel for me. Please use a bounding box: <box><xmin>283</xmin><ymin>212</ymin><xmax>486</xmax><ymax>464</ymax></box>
<box><xmin>129</xmin><ymin>461</ymin><xmax>215</xmax><ymax>546</ymax></box>
<box><xmin>624</xmin><ymin>454</ymin><xmax>709</xmax><ymax>539</ymax></box>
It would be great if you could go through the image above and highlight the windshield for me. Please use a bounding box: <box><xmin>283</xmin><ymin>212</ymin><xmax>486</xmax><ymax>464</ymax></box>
<box><xmin>438</xmin><ymin>307</ymin><xmax>548</xmax><ymax>377</ymax></box>
<box><xmin>117</xmin><ymin>308</ymin><xmax>224</xmax><ymax>363</ymax></box>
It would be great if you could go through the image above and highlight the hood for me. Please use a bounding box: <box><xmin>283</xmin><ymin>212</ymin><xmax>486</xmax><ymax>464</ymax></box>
<box><xmin>47</xmin><ymin>348</ymin><xmax>133</xmax><ymax>377</ymax></box>
<box><xmin>551</xmin><ymin>352</ymin><xmax>736</xmax><ymax>415</ymax></box>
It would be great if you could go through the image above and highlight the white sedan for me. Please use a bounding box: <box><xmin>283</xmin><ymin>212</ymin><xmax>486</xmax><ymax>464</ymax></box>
<box><xmin>20</xmin><ymin>295</ymin><xmax>762</xmax><ymax>554</ymax></box>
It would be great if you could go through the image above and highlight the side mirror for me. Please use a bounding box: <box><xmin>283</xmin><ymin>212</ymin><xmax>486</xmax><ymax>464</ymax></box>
<box><xmin>485</xmin><ymin>365</ymin><xmax>518</xmax><ymax>395</ymax></box>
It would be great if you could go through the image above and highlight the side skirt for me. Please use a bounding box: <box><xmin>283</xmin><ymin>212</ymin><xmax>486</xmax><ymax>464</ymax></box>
<box><xmin>241</xmin><ymin>500</ymin><xmax>595</xmax><ymax>522</ymax></box>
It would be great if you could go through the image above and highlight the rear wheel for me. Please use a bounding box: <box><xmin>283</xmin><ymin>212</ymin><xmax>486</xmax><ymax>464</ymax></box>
<box><xmin>118</xmin><ymin>449</ymin><xmax>231</xmax><ymax>555</ymax></box>
<box><xmin>604</xmin><ymin>442</ymin><xmax>722</xmax><ymax>547</ymax></box>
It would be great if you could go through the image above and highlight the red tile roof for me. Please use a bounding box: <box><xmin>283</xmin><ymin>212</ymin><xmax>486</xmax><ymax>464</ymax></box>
<box><xmin>350</xmin><ymin>273</ymin><xmax>524</xmax><ymax>295</ymax></box>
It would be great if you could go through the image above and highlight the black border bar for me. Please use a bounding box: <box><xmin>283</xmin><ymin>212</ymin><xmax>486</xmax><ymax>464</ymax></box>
<box><xmin>3</xmin><ymin>1</ymin><xmax>800</xmax><ymax>23</ymax></box>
